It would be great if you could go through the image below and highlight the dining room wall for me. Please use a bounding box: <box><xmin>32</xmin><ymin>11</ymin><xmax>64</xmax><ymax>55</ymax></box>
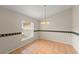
<box><xmin>39</xmin><ymin>8</ymin><xmax>73</xmax><ymax>44</ymax></box>
<box><xmin>0</xmin><ymin>7</ymin><xmax>39</xmax><ymax>53</ymax></box>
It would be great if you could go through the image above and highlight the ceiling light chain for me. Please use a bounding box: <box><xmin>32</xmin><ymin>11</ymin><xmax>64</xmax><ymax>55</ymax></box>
<box><xmin>41</xmin><ymin>5</ymin><xmax>50</xmax><ymax>25</ymax></box>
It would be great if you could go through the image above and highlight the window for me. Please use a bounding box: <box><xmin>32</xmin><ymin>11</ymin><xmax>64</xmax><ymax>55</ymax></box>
<box><xmin>21</xmin><ymin>21</ymin><xmax>34</xmax><ymax>41</ymax></box>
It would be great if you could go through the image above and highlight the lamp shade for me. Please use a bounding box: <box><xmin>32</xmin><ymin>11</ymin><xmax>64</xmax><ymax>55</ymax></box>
<box><xmin>41</xmin><ymin>20</ymin><xmax>50</xmax><ymax>25</ymax></box>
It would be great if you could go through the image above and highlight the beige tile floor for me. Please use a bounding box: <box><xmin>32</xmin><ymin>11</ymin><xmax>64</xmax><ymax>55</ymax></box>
<box><xmin>10</xmin><ymin>39</ymin><xmax>77</xmax><ymax>54</ymax></box>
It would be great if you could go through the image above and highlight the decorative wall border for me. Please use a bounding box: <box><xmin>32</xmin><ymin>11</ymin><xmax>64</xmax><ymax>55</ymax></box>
<box><xmin>34</xmin><ymin>30</ymin><xmax>79</xmax><ymax>36</ymax></box>
<box><xmin>34</xmin><ymin>30</ymin><xmax>72</xmax><ymax>33</ymax></box>
<box><xmin>72</xmin><ymin>32</ymin><xmax>79</xmax><ymax>36</ymax></box>
<box><xmin>0</xmin><ymin>32</ymin><xmax>21</xmax><ymax>37</ymax></box>
<box><xmin>0</xmin><ymin>30</ymin><xmax>79</xmax><ymax>37</ymax></box>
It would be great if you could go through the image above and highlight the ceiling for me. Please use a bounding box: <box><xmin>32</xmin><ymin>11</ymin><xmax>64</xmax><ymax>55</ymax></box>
<box><xmin>0</xmin><ymin>5</ymin><xmax>72</xmax><ymax>20</ymax></box>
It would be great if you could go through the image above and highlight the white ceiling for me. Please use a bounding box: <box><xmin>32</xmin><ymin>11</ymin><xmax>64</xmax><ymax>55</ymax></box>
<box><xmin>0</xmin><ymin>5</ymin><xmax>72</xmax><ymax>20</ymax></box>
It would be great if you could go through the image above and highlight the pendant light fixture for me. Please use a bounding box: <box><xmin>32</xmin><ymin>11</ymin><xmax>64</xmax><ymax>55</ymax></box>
<box><xmin>41</xmin><ymin>5</ymin><xmax>50</xmax><ymax>25</ymax></box>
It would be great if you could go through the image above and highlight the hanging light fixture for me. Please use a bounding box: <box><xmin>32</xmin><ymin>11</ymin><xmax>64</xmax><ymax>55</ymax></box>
<box><xmin>41</xmin><ymin>5</ymin><xmax>50</xmax><ymax>25</ymax></box>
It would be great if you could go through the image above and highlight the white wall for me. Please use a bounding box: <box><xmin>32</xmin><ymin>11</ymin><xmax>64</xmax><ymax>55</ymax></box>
<box><xmin>0</xmin><ymin>7</ymin><xmax>39</xmax><ymax>53</ymax></box>
<box><xmin>72</xmin><ymin>6</ymin><xmax>79</xmax><ymax>53</ymax></box>
<box><xmin>40</xmin><ymin>8</ymin><xmax>72</xmax><ymax>44</ymax></box>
